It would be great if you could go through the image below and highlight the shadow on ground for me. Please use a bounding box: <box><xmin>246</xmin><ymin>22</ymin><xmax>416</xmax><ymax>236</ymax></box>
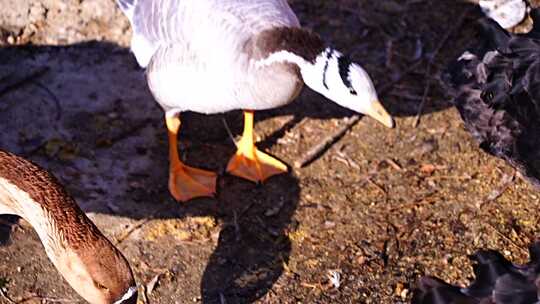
<box><xmin>0</xmin><ymin>1</ymin><xmax>487</xmax><ymax>302</ymax></box>
<box><xmin>0</xmin><ymin>41</ymin><xmax>301</xmax><ymax>303</ymax></box>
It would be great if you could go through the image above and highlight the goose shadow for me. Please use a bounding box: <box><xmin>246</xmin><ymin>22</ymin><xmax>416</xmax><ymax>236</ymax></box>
<box><xmin>0</xmin><ymin>216</ymin><xmax>18</xmax><ymax>245</ymax></box>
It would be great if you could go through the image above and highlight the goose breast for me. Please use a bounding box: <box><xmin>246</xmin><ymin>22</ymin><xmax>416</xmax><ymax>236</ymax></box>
<box><xmin>123</xmin><ymin>0</ymin><xmax>303</xmax><ymax>113</ymax></box>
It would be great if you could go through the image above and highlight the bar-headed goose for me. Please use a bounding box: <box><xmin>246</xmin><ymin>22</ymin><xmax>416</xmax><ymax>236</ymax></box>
<box><xmin>0</xmin><ymin>150</ymin><xmax>137</xmax><ymax>304</ymax></box>
<box><xmin>117</xmin><ymin>0</ymin><xmax>395</xmax><ymax>202</ymax></box>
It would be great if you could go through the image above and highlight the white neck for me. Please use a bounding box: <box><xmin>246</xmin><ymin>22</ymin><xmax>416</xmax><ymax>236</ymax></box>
<box><xmin>0</xmin><ymin>177</ymin><xmax>65</xmax><ymax>261</ymax></box>
<box><xmin>299</xmin><ymin>48</ymin><xmax>342</xmax><ymax>95</ymax></box>
<box><xmin>253</xmin><ymin>48</ymin><xmax>347</xmax><ymax>99</ymax></box>
<box><xmin>252</xmin><ymin>48</ymin><xmax>379</xmax><ymax>115</ymax></box>
<box><xmin>253</xmin><ymin>50</ymin><xmax>309</xmax><ymax>69</ymax></box>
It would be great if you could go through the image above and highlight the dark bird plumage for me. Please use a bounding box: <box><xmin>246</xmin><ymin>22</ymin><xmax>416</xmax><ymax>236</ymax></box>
<box><xmin>444</xmin><ymin>8</ymin><xmax>540</xmax><ymax>189</ymax></box>
<box><xmin>412</xmin><ymin>240</ymin><xmax>540</xmax><ymax>304</ymax></box>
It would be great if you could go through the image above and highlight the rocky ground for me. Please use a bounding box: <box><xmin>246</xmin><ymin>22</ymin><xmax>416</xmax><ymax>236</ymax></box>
<box><xmin>0</xmin><ymin>0</ymin><xmax>539</xmax><ymax>303</ymax></box>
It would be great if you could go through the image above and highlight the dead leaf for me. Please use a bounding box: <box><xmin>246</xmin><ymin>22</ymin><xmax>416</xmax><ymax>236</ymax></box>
<box><xmin>146</xmin><ymin>273</ymin><xmax>162</xmax><ymax>296</ymax></box>
<box><xmin>419</xmin><ymin>164</ymin><xmax>446</xmax><ymax>174</ymax></box>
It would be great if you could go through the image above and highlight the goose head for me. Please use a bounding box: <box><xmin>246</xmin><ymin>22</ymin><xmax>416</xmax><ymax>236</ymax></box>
<box><xmin>255</xmin><ymin>27</ymin><xmax>394</xmax><ymax>128</ymax></box>
<box><xmin>301</xmin><ymin>49</ymin><xmax>394</xmax><ymax>128</ymax></box>
<box><xmin>56</xmin><ymin>240</ymin><xmax>137</xmax><ymax>304</ymax></box>
<box><xmin>0</xmin><ymin>150</ymin><xmax>137</xmax><ymax>304</ymax></box>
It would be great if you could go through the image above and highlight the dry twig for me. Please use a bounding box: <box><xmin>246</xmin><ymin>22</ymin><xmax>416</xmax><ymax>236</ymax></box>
<box><xmin>233</xmin><ymin>210</ymin><xmax>241</xmax><ymax>242</ymax></box>
<box><xmin>484</xmin><ymin>222</ymin><xmax>529</xmax><ymax>256</ymax></box>
<box><xmin>32</xmin><ymin>81</ymin><xmax>63</xmax><ymax>121</ymax></box>
<box><xmin>222</xmin><ymin>117</ymin><xmax>237</xmax><ymax>147</ymax></box>
<box><xmin>294</xmin><ymin>115</ymin><xmax>360</xmax><ymax>168</ymax></box>
<box><xmin>0</xmin><ymin>67</ymin><xmax>49</xmax><ymax>98</ymax></box>
<box><xmin>115</xmin><ymin>218</ymin><xmax>153</xmax><ymax>245</ymax></box>
<box><xmin>366</xmin><ymin>178</ymin><xmax>387</xmax><ymax>196</ymax></box>
<box><xmin>384</xmin><ymin>159</ymin><xmax>403</xmax><ymax>171</ymax></box>
<box><xmin>146</xmin><ymin>270</ymin><xmax>168</xmax><ymax>299</ymax></box>
<box><xmin>412</xmin><ymin>8</ymin><xmax>472</xmax><ymax>127</ymax></box>
<box><xmin>103</xmin><ymin>119</ymin><xmax>151</xmax><ymax>147</ymax></box>
<box><xmin>477</xmin><ymin>171</ymin><xmax>516</xmax><ymax>209</ymax></box>
<box><xmin>295</xmin><ymin>60</ymin><xmax>424</xmax><ymax>168</ymax></box>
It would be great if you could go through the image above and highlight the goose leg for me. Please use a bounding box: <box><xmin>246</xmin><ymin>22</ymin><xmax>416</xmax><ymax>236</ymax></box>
<box><xmin>166</xmin><ymin>114</ymin><xmax>217</xmax><ymax>202</ymax></box>
<box><xmin>226</xmin><ymin>110</ymin><xmax>288</xmax><ymax>182</ymax></box>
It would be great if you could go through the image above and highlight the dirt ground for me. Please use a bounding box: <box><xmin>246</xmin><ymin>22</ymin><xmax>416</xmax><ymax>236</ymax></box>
<box><xmin>1</xmin><ymin>0</ymin><xmax>539</xmax><ymax>303</ymax></box>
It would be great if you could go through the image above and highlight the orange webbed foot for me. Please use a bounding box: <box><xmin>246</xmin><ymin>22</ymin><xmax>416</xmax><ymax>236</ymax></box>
<box><xmin>226</xmin><ymin>137</ymin><xmax>287</xmax><ymax>183</ymax></box>
<box><xmin>168</xmin><ymin>164</ymin><xmax>217</xmax><ymax>202</ymax></box>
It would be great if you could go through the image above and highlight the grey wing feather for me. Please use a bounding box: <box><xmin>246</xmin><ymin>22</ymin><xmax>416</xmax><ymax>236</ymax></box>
<box><xmin>117</xmin><ymin>0</ymin><xmax>179</xmax><ymax>66</ymax></box>
<box><xmin>117</xmin><ymin>0</ymin><xmax>299</xmax><ymax>67</ymax></box>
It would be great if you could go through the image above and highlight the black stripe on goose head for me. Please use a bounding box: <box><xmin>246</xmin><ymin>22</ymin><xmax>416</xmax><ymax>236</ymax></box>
<box><xmin>322</xmin><ymin>48</ymin><xmax>332</xmax><ymax>89</ymax></box>
<box><xmin>337</xmin><ymin>55</ymin><xmax>357</xmax><ymax>95</ymax></box>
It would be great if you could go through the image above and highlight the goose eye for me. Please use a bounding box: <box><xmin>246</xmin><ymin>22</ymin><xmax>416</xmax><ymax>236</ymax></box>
<box><xmin>95</xmin><ymin>282</ymin><xmax>109</xmax><ymax>291</ymax></box>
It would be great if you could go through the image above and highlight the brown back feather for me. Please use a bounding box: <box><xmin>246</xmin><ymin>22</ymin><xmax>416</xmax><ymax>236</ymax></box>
<box><xmin>0</xmin><ymin>150</ymin><xmax>103</xmax><ymax>249</ymax></box>
<box><xmin>247</xmin><ymin>26</ymin><xmax>325</xmax><ymax>63</ymax></box>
